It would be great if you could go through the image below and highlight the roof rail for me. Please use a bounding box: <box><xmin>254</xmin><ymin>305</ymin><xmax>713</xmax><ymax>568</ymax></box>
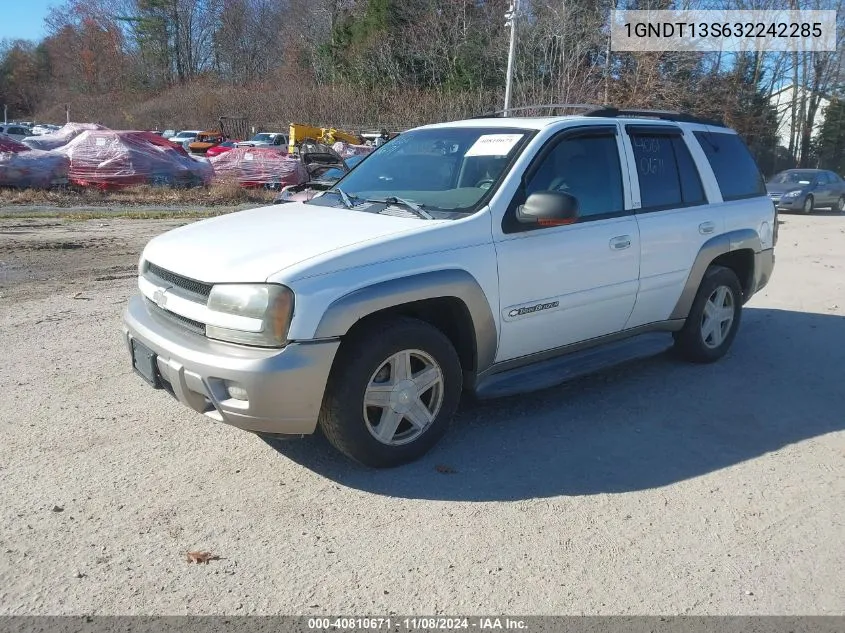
<box><xmin>470</xmin><ymin>104</ymin><xmax>604</xmax><ymax>119</ymax></box>
<box><xmin>584</xmin><ymin>107</ymin><xmax>727</xmax><ymax>127</ymax></box>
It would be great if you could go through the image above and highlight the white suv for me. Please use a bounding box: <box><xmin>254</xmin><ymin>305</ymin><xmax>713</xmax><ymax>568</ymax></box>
<box><xmin>123</xmin><ymin>107</ymin><xmax>776</xmax><ymax>468</ymax></box>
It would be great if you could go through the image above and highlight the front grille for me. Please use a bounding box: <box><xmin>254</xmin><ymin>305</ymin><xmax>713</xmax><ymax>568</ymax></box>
<box><xmin>144</xmin><ymin>297</ymin><xmax>206</xmax><ymax>336</ymax></box>
<box><xmin>145</xmin><ymin>262</ymin><xmax>212</xmax><ymax>300</ymax></box>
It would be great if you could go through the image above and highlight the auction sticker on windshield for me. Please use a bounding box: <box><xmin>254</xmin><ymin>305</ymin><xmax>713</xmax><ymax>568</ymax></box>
<box><xmin>465</xmin><ymin>134</ymin><xmax>524</xmax><ymax>157</ymax></box>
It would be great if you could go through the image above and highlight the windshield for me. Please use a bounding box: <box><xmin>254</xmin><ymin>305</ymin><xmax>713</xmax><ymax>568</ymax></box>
<box><xmin>252</xmin><ymin>133</ymin><xmax>274</xmax><ymax>142</ymax></box>
<box><xmin>771</xmin><ymin>171</ymin><xmax>816</xmax><ymax>185</ymax></box>
<box><xmin>317</xmin><ymin>127</ymin><xmax>532</xmax><ymax>212</ymax></box>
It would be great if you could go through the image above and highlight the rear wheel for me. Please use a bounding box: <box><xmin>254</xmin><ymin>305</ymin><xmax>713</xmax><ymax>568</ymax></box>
<box><xmin>836</xmin><ymin>195</ymin><xmax>845</xmax><ymax>212</ymax></box>
<box><xmin>319</xmin><ymin>317</ymin><xmax>462</xmax><ymax>468</ymax></box>
<box><xmin>673</xmin><ymin>266</ymin><xmax>743</xmax><ymax>363</ymax></box>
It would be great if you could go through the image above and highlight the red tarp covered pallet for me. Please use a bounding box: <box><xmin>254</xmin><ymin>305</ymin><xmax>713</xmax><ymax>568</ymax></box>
<box><xmin>23</xmin><ymin>122</ymin><xmax>109</xmax><ymax>151</ymax></box>
<box><xmin>0</xmin><ymin>134</ymin><xmax>70</xmax><ymax>189</ymax></box>
<box><xmin>209</xmin><ymin>147</ymin><xmax>308</xmax><ymax>189</ymax></box>
<box><xmin>55</xmin><ymin>130</ymin><xmax>213</xmax><ymax>189</ymax></box>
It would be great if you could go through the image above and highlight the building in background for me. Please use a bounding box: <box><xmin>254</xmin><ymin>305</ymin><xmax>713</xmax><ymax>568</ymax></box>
<box><xmin>770</xmin><ymin>84</ymin><xmax>831</xmax><ymax>151</ymax></box>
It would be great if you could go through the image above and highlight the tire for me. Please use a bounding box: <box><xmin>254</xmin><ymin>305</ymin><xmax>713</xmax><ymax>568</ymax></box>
<box><xmin>318</xmin><ymin>316</ymin><xmax>462</xmax><ymax>468</ymax></box>
<box><xmin>803</xmin><ymin>195</ymin><xmax>814</xmax><ymax>214</ymax></box>
<box><xmin>673</xmin><ymin>265</ymin><xmax>743</xmax><ymax>364</ymax></box>
<box><xmin>836</xmin><ymin>196</ymin><xmax>845</xmax><ymax>213</ymax></box>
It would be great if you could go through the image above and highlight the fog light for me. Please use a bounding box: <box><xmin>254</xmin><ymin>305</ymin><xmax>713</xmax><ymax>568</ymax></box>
<box><xmin>224</xmin><ymin>381</ymin><xmax>248</xmax><ymax>401</ymax></box>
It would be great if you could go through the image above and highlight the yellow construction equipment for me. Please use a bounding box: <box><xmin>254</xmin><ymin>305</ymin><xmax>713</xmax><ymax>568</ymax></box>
<box><xmin>288</xmin><ymin>123</ymin><xmax>363</xmax><ymax>152</ymax></box>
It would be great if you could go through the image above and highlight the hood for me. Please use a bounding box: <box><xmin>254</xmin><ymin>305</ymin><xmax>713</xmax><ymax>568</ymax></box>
<box><xmin>189</xmin><ymin>142</ymin><xmax>216</xmax><ymax>152</ymax></box>
<box><xmin>141</xmin><ymin>202</ymin><xmax>438</xmax><ymax>283</ymax></box>
<box><xmin>766</xmin><ymin>182</ymin><xmax>807</xmax><ymax>194</ymax></box>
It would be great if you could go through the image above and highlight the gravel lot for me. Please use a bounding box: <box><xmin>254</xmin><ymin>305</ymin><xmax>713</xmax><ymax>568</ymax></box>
<box><xmin>0</xmin><ymin>211</ymin><xmax>843</xmax><ymax>615</ymax></box>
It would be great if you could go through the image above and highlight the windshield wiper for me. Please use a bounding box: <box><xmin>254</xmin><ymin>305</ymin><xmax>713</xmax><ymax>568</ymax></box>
<box><xmin>373</xmin><ymin>196</ymin><xmax>434</xmax><ymax>219</ymax></box>
<box><xmin>324</xmin><ymin>187</ymin><xmax>355</xmax><ymax>209</ymax></box>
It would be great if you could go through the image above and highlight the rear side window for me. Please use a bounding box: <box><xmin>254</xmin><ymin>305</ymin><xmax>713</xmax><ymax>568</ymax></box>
<box><xmin>628</xmin><ymin>132</ymin><xmax>706</xmax><ymax>209</ymax></box>
<box><xmin>693</xmin><ymin>131</ymin><xmax>766</xmax><ymax>201</ymax></box>
<box><xmin>672</xmin><ymin>137</ymin><xmax>706</xmax><ymax>204</ymax></box>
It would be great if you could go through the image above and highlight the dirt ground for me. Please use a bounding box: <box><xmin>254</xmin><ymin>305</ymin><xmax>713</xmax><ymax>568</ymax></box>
<box><xmin>0</xmin><ymin>210</ymin><xmax>843</xmax><ymax>615</ymax></box>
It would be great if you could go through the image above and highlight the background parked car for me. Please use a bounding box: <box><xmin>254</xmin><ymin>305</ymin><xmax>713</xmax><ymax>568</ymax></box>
<box><xmin>169</xmin><ymin>130</ymin><xmax>202</xmax><ymax>152</ymax></box>
<box><xmin>205</xmin><ymin>140</ymin><xmax>238</xmax><ymax>158</ymax></box>
<box><xmin>161</xmin><ymin>130</ymin><xmax>177</xmax><ymax>139</ymax></box>
<box><xmin>188</xmin><ymin>130</ymin><xmax>225</xmax><ymax>154</ymax></box>
<box><xmin>273</xmin><ymin>146</ymin><xmax>363</xmax><ymax>203</ymax></box>
<box><xmin>29</xmin><ymin>124</ymin><xmax>60</xmax><ymax>136</ymax></box>
<box><xmin>237</xmin><ymin>132</ymin><xmax>287</xmax><ymax>148</ymax></box>
<box><xmin>0</xmin><ymin>124</ymin><xmax>33</xmax><ymax>141</ymax></box>
<box><xmin>766</xmin><ymin>169</ymin><xmax>845</xmax><ymax>213</ymax></box>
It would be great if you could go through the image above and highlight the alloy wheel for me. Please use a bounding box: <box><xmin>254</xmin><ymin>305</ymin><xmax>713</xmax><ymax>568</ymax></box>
<box><xmin>362</xmin><ymin>349</ymin><xmax>445</xmax><ymax>446</ymax></box>
<box><xmin>700</xmin><ymin>285</ymin><xmax>735</xmax><ymax>349</ymax></box>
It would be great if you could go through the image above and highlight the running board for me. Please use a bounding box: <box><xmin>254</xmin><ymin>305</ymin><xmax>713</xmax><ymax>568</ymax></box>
<box><xmin>472</xmin><ymin>332</ymin><xmax>674</xmax><ymax>400</ymax></box>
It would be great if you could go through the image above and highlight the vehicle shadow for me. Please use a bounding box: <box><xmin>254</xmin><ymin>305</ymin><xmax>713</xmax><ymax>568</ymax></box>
<box><xmin>262</xmin><ymin>308</ymin><xmax>845</xmax><ymax>501</ymax></box>
<box><xmin>780</xmin><ymin>209</ymin><xmax>844</xmax><ymax>217</ymax></box>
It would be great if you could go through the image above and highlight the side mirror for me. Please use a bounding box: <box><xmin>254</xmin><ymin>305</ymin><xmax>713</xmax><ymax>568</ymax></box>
<box><xmin>517</xmin><ymin>191</ymin><xmax>579</xmax><ymax>226</ymax></box>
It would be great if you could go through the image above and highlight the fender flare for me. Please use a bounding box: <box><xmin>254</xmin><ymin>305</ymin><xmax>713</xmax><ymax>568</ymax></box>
<box><xmin>313</xmin><ymin>269</ymin><xmax>499</xmax><ymax>373</ymax></box>
<box><xmin>669</xmin><ymin>229</ymin><xmax>762</xmax><ymax>320</ymax></box>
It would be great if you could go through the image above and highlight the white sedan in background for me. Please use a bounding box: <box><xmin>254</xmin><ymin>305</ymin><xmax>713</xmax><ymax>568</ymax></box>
<box><xmin>0</xmin><ymin>124</ymin><xmax>33</xmax><ymax>141</ymax></box>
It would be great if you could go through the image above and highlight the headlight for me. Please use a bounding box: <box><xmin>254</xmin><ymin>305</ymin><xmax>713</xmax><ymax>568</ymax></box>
<box><xmin>784</xmin><ymin>190</ymin><xmax>802</xmax><ymax>198</ymax></box>
<box><xmin>205</xmin><ymin>284</ymin><xmax>294</xmax><ymax>347</ymax></box>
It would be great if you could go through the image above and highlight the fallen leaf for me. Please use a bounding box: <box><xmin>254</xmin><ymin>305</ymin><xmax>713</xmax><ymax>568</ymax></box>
<box><xmin>185</xmin><ymin>551</ymin><xmax>221</xmax><ymax>564</ymax></box>
<box><xmin>435</xmin><ymin>464</ymin><xmax>457</xmax><ymax>474</ymax></box>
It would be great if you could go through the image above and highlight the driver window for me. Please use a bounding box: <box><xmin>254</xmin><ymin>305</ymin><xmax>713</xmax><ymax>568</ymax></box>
<box><xmin>525</xmin><ymin>133</ymin><xmax>624</xmax><ymax>218</ymax></box>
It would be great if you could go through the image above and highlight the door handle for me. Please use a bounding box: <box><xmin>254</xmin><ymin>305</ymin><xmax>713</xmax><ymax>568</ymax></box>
<box><xmin>699</xmin><ymin>221</ymin><xmax>716</xmax><ymax>234</ymax></box>
<box><xmin>609</xmin><ymin>235</ymin><xmax>631</xmax><ymax>250</ymax></box>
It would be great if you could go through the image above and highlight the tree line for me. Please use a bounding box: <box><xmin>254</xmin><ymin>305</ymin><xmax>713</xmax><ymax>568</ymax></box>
<box><xmin>1</xmin><ymin>0</ymin><xmax>844</xmax><ymax>175</ymax></box>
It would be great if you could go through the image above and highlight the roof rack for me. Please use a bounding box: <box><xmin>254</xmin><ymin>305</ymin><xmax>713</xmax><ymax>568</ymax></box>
<box><xmin>584</xmin><ymin>107</ymin><xmax>727</xmax><ymax>127</ymax></box>
<box><xmin>470</xmin><ymin>104</ymin><xmax>603</xmax><ymax>119</ymax></box>
<box><xmin>470</xmin><ymin>104</ymin><xmax>727</xmax><ymax>127</ymax></box>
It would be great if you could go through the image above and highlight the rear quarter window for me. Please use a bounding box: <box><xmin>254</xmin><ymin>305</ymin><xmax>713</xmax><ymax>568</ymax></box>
<box><xmin>693</xmin><ymin>131</ymin><xmax>766</xmax><ymax>201</ymax></box>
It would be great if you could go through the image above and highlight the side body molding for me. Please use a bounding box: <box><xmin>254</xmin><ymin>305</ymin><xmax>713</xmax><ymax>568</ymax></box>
<box><xmin>313</xmin><ymin>269</ymin><xmax>499</xmax><ymax>373</ymax></box>
<box><xmin>669</xmin><ymin>228</ymin><xmax>762</xmax><ymax>320</ymax></box>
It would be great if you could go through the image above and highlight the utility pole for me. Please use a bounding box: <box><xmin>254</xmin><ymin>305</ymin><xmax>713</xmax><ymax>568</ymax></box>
<box><xmin>603</xmin><ymin>9</ymin><xmax>612</xmax><ymax>105</ymax></box>
<box><xmin>3</xmin><ymin>104</ymin><xmax>7</xmax><ymax>124</ymax></box>
<box><xmin>65</xmin><ymin>104</ymin><xmax>70</xmax><ymax>124</ymax></box>
<box><xmin>503</xmin><ymin>0</ymin><xmax>519</xmax><ymax>116</ymax></box>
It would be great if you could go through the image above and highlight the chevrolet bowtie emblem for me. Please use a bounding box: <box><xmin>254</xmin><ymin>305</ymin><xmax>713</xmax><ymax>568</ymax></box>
<box><xmin>153</xmin><ymin>288</ymin><xmax>168</xmax><ymax>309</ymax></box>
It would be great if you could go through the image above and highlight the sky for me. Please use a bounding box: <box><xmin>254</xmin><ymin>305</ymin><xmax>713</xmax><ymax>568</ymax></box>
<box><xmin>0</xmin><ymin>0</ymin><xmax>53</xmax><ymax>42</ymax></box>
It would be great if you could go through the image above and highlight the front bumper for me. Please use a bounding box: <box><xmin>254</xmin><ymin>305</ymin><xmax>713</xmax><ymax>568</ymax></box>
<box><xmin>770</xmin><ymin>195</ymin><xmax>802</xmax><ymax>209</ymax></box>
<box><xmin>123</xmin><ymin>294</ymin><xmax>340</xmax><ymax>435</ymax></box>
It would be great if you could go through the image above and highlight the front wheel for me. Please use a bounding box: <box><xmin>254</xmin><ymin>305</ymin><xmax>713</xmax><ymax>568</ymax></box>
<box><xmin>803</xmin><ymin>195</ymin><xmax>814</xmax><ymax>214</ymax></box>
<box><xmin>836</xmin><ymin>195</ymin><xmax>845</xmax><ymax>213</ymax></box>
<box><xmin>319</xmin><ymin>317</ymin><xmax>462</xmax><ymax>468</ymax></box>
<box><xmin>673</xmin><ymin>266</ymin><xmax>743</xmax><ymax>363</ymax></box>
